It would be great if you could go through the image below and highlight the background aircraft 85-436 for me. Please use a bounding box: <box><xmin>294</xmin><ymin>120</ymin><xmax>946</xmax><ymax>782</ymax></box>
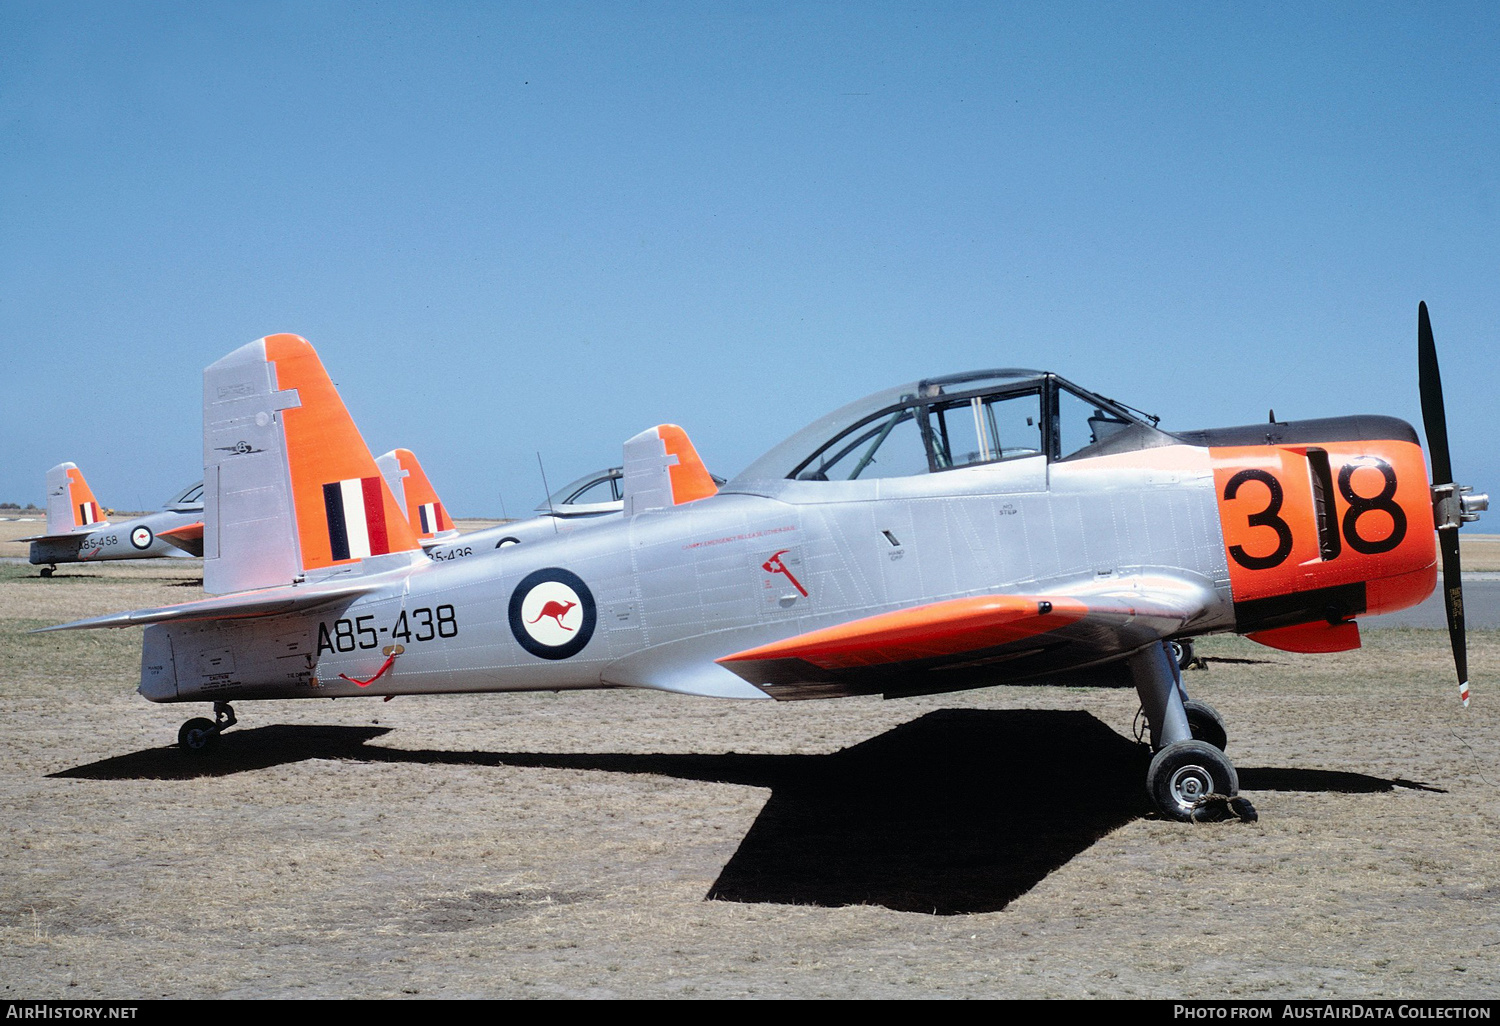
<box><xmin>37</xmin><ymin>304</ymin><xmax>1487</xmax><ymax>823</ymax></box>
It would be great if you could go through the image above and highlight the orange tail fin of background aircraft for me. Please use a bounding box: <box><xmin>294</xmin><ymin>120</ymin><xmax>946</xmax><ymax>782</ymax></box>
<box><xmin>376</xmin><ymin>448</ymin><xmax>458</xmax><ymax>541</ymax></box>
<box><xmin>44</xmin><ymin>463</ymin><xmax>107</xmax><ymax>536</ymax></box>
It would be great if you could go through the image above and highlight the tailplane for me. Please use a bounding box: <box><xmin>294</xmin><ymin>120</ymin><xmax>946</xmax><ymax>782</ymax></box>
<box><xmin>376</xmin><ymin>448</ymin><xmax>460</xmax><ymax>542</ymax></box>
<box><xmin>44</xmin><ymin>462</ymin><xmax>106</xmax><ymax>535</ymax></box>
<box><xmin>203</xmin><ymin>334</ymin><xmax>422</xmax><ymax>594</ymax></box>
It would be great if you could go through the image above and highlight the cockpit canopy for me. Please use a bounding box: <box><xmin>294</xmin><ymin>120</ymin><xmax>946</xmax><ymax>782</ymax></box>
<box><xmin>163</xmin><ymin>481</ymin><xmax>205</xmax><ymax>511</ymax></box>
<box><xmin>732</xmin><ymin>369</ymin><xmax>1154</xmax><ymax>485</ymax></box>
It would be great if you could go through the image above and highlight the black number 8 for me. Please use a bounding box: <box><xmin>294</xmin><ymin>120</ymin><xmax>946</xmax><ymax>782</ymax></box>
<box><xmin>1338</xmin><ymin>458</ymin><xmax>1406</xmax><ymax>555</ymax></box>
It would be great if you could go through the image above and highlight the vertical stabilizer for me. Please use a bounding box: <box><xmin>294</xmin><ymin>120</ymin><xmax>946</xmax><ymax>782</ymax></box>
<box><xmin>203</xmin><ymin>334</ymin><xmax>421</xmax><ymax>595</ymax></box>
<box><xmin>375</xmin><ymin>450</ymin><xmax>410</xmax><ymax>515</ymax></box>
<box><xmin>45</xmin><ymin>462</ymin><xmax>106</xmax><ymax>535</ymax></box>
<box><xmin>621</xmin><ymin>425</ymin><xmax>718</xmax><ymax>515</ymax></box>
<box><xmin>376</xmin><ymin>448</ymin><xmax>457</xmax><ymax>540</ymax></box>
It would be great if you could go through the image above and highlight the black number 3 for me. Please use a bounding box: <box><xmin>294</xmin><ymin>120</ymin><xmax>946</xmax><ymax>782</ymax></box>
<box><xmin>1225</xmin><ymin>468</ymin><xmax>1294</xmax><ymax>570</ymax></box>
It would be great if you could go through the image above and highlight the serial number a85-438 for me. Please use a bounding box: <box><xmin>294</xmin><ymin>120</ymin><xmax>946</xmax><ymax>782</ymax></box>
<box><xmin>317</xmin><ymin>605</ymin><xmax>457</xmax><ymax>654</ymax></box>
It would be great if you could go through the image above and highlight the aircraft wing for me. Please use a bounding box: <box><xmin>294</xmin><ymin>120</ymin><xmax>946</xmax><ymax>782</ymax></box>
<box><xmin>716</xmin><ymin>575</ymin><xmax>1218</xmax><ymax>700</ymax></box>
<box><xmin>33</xmin><ymin>579</ymin><xmax>378</xmax><ymax>632</ymax></box>
<box><xmin>156</xmin><ymin>521</ymin><xmax>205</xmax><ymax>556</ymax></box>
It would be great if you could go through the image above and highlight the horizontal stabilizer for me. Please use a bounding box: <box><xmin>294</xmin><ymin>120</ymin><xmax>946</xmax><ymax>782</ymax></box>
<box><xmin>33</xmin><ymin>579</ymin><xmax>378</xmax><ymax>633</ymax></box>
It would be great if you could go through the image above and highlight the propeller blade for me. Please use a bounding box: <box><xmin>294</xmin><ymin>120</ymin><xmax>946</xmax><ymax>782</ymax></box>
<box><xmin>1439</xmin><ymin>528</ymin><xmax>1469</xmax><ymax>707</ymax></box>
<box><xmin>1418</xmin><ymin>302</ymin><xmax>1470</xmax><ymax>706</ymax></box>
<box><xmin>1418</xmin><ymin>301</ymin><xmax>1453</xmax><ymax>487</ymax></box>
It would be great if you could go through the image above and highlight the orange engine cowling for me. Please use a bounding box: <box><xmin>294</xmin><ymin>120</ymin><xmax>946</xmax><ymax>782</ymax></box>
<box><xmin>1210</xmin><ymin>423</ymin><xmax>1435</xmax><ymax>646</ymax></box>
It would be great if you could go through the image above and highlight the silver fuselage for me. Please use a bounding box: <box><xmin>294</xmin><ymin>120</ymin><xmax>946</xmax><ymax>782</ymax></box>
<box><xmin>140</xmin><ymin>449</ymin><xmax>1233</xmax><ymax>704</ymax></box>
<box><xmin>30</xmin><ymin>507</ymin><xmax>203</xmax><ymax>565</ymax></box>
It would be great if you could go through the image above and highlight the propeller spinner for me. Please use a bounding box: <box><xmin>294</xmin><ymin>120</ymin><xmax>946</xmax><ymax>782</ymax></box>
<box><xmin>1417</xmin><ymin>302</ymin><xmax>1489</xmax><ymax>706</ymax></box>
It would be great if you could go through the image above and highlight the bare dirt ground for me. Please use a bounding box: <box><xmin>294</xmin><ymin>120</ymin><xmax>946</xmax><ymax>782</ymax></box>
<box><xmin>2</xmin><ymin>558</ymin><xmax>1498</xmax><ymax>1000</ymax></box>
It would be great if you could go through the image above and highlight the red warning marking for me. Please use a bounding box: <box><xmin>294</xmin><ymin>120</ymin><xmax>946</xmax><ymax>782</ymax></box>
<box><xmin>339</xmin><ymin>652</ymin><xmax>397</xmax><ymax>688</ymax></box>
<box><xmin>762</xmin><ymin>550</ymin><xmax>808</xmax><ymax>597</ymax></box>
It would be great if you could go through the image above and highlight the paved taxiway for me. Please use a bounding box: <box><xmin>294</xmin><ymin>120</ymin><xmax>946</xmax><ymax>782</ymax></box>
<box><xmin>1363</xmin><ymin>573</ymin><xmax>1500</xmax><ymax>629</ymax></box>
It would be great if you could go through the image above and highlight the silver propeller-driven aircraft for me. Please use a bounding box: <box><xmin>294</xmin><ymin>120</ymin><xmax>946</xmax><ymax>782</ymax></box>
<box><xmin>43</xmin><ymin>307</ymin><xmax>1486</xmax><ymax>821</ymax></box>
<box><xmin>24</xmin><ymin>463</ymin><xmax>205</xmax><ymax>574</ymax></box>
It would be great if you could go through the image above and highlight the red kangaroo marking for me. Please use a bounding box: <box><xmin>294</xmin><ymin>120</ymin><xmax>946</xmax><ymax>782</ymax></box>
<box><xmin>529</xmin><ymin>599</ymin><xmax>577</xmax><ymax>631</ymax></box>
<box><xmin>762</xmin><ymin>550</ymin><xmax>808</xmax><ymax>597</ymax></box>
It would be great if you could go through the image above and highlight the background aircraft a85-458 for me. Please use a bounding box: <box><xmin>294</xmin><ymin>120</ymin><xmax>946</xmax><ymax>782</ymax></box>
<box><xmin>23</xmin><ymin>463</ymin><xmax>205</xmax><ymax>575</ymax></box>
<box><xmin>44</xmin><ymin>306</ymin><xmax>1486</xmax><ymax>822</ymax></box>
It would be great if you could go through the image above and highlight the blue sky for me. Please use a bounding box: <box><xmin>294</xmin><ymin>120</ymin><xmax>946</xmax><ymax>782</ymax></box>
<box><xmin>2</xmin><ymin>2</ymin><xmax>1497</xmax><ymax>515</ymax></box>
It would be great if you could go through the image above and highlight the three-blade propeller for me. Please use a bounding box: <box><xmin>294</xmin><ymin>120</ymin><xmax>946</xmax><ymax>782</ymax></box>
<box><xmin>1417</xmin><ymin>302</ymin><xmax>1488</xmax><ymax>707</ymax></box>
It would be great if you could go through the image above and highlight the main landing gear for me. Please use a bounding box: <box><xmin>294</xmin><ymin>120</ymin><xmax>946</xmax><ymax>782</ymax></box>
<box><xmin>178</xmin><ymin>702</ymin><xmax>237</xmax><ymax>753</ymax></box>
<box><xmin>1129</xmin><ymin>642</ymin><xmax>1256</xmax><ymax>823</ymax></box>
<box><xmin>39</xmin><ymin>565</ymin><xmax>56</xmax><ymax>578</ymax></box>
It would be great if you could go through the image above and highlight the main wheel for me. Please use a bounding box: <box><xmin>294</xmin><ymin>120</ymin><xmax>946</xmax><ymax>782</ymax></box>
<box><xmin>39</xmin><ymin>567</ymin><xmax>53</xmax><ymax>578</ymax></box>
<box><xmin>178</xmin><ymin>717</ymin><xmax>218</xmax><ymax>752</ymax></box>
<box><xmin>1147</xmin><ymin>739</ymin><xmax>1239</xmax><ymax>822</ymax></box>
<box><xmin>1182</xmin><ymin>698</ymin><xmax>1228</xmax><ymax>751</ymax></box>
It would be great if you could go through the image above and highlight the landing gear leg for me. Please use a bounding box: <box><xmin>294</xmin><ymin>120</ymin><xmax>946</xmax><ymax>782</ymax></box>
<box><xmin>177</xmin><ymin>702</ymin><xmax>237</xmax><ymax>753</ymax></box>
<box><xmin>1131</xmin><ymin>642</ymin><xmax>1255</xmax><ymax>822</ymax></box>
<box><xmin>1129</xmin><ymin>642</ymin><xmax>1191</xmax><ymax>751</ymax></box>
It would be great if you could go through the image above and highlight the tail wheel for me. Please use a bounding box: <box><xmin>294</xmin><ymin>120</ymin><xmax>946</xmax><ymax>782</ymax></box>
<box><xmin>1182</xmin><ymin>698</ymin><xmax>1228</xmax><ymax>751</ymax></box>
<box><xmin>1147</xmin><ymin>739</ymin><xmax>1239</xmax><ymax>822</ymax></box>
<box><xmin>178</xmin><ymin>717</ymin><xmax>218</xmax><ymax>752</ymax></box>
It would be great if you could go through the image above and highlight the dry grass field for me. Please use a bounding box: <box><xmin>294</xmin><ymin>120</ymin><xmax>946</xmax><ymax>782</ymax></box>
<box><xmin>1</xmin><ymin>548</ymin><xmax>1498</xmax><ymax>999</ymax></box>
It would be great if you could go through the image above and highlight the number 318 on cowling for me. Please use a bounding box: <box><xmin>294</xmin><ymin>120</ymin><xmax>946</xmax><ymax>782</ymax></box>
<box><xmin>1221</xmin><ymin>455</ymin><xmax>1407</xmax><ymax>572</ymax></box>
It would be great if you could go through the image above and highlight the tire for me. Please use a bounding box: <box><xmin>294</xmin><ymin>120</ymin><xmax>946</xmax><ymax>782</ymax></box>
<box><xmin>1170</xmin><ymin>638</ymin><xmax>1195</xmax><ymax>669</ymax></box>
<box><xmin>1147</xmin><ymin>739</ymin><xmax>1239</xmax><ymax>822</ymax></box>
<box><xmin>178</xmin><ymin>717</ymin><xmax>218</xmax><ymax>752</ymax></box>
<box><xmin>1182</xmin><ymin>698</ymin><xmax>1228</xmax><ymax>751</ymax></box>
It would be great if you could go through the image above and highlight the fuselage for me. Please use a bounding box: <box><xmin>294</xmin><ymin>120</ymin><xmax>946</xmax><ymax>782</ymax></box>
<box><xmin>138</xmin><ymin>414</ymin><xmax>1435</xmax><ymax>705</ymax></box>
<box><xmin>31</xmin><ymin>507</ymin><xmax>204</xmax><ymax>565</ymax></box>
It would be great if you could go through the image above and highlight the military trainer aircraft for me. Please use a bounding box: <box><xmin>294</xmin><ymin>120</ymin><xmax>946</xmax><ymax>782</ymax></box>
<box><xmin>24</xmin><ymin>463</ymin><xmax>205</xmax><ymax>574</ymax></box>
<box><xmin>42</xmin><ymin>305</ymin><xmax>1487</xmax><ymax>822</ymax></box>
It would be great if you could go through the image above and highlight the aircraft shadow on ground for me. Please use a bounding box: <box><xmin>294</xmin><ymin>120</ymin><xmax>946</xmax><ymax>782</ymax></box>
<box><xmin>50</xmin><ymin>709</ymin><xmax>1440</xmax><ymax>915</ymax></box>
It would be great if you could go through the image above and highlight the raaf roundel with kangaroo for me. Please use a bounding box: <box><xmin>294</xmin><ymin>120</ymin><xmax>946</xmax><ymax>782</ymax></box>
<box><xmin>41</xmin><ymin>304</ymin><xmax>1487</xmax><ymax>823</ymax></box>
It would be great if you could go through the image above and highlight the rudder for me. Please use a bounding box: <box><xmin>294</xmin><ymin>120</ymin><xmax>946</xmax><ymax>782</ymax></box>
<box><xmin>621</xmin><ymin>424</ymin><xmax>718</xmax><ymax>515</ymax></box>
<box><xmin>203</xmin><ymin>334</ymin><xmax>421</xmax><ymax>594</ymax></box>
<box><xmin>44</xmin><ymin>462</ymin><xmax>106</xmax><ymax>536</ymax></box>
<box><xmin>375</xmin><ymin>448</ymin><xmax>458</xmax><ymax>541</ymax></box>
